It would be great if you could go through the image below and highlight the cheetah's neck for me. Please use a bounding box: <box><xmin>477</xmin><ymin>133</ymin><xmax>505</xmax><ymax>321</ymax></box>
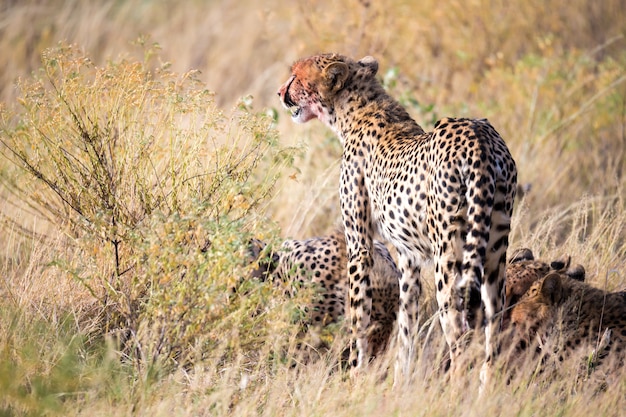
<box><xmin>326</xmin><ymin>88</ymin><xmax>426</xmax><ymax>147</ymax></box>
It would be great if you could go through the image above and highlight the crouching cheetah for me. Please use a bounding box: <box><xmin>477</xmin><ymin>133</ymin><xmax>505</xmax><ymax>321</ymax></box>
<box><xmin>505</xmin><ymin>248</ymin><xmax>585</xmax><ymax>320</ymax></box>
<box><xmin>510</xmin><ymin>272</ymin><xmax>626</xmax><ymax>379</ymax></box>
<box><xmin>278</xmin><ymin>53</ymin><xmax>517</xmax><ymax>388</ymax></box>
<box><xmin>249</xmin><ymin>228</ymin><xmax>400</xmax><ymax>356</ymax></box>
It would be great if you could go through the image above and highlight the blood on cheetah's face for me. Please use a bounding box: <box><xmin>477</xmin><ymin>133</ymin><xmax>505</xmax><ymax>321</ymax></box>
<box><xmin>277</xmin><ymin>53</ymin><xmax>378</xmax><ymax>124</ymax></box>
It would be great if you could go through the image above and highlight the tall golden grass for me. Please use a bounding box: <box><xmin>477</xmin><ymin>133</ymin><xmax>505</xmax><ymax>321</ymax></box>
<box><xmin>0</xmin><ymin>0</ymin><xmax>625</xmax><ymax>415</ymax></box>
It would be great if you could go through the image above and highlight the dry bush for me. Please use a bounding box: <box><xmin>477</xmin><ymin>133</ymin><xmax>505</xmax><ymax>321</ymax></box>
<box><xmin>0</xmin><ymin>43</ymin><xmax>308</xmax><ymax>414</ymax></box>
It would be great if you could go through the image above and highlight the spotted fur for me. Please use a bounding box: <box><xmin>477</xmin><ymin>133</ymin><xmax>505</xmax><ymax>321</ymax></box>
<box><xmin>505</xmin><ymin>248</ymin><xmax>585</xmax><ymax>320</ymax></box>
<box><xmin>249</xmin><ymin>228</ymin><xmax>400</xmax><ymax>356</ymax></box>
<box><xmin>278</xmin><ymin>53</ymin><xmax>517</xmax><ymax>388</ymax></box>
<box><xmin>510</xmin><ymin>272</ymin><xmax>626</xmax><ymax>377</ymax></box>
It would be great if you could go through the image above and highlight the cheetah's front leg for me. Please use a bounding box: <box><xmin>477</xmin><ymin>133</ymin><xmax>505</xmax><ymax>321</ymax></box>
<box><xmin>347</xmin><ymin>247</ymin><xmax>373</xmax><ymax>371</ymax></box>
<box><xmin>341</xmin><ymin>163</ymin><xmax>375</xmax><ymax>373</ymax></box>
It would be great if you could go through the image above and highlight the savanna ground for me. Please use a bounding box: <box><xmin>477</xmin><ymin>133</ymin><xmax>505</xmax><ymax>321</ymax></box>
<box><xmin>0</xmin><ymin>0</ymin><xmax>625</xmax><ymax>415</ymax></box>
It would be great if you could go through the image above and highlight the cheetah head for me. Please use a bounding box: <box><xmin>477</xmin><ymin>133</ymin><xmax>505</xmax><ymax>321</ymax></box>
<box><xmin>505</xmin><ymin>248</ymin><xmax>585</xmax><ymax>312</ymax></box>
<box><xmin>277</xmin><ymin>53</ymin><xmax>379</xmax><ymax>125</ymax></box>
<box><xmin>509</xmin><ymin>273</ymin><xmax>566</xmax><ymax>347</ymax></box>
<box><xmin>247</xmin><ymin>238</ymin><xmax>280</xmax><ymax>281</ymax></box>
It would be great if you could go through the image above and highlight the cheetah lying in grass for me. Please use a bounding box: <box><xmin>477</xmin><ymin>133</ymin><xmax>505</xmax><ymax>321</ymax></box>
<box><xmin>504</xmin><ymin>248</ymin><xmax>585</xmax><ymax>324</ymax></box>
<box><xmin>509</xmin><ymin>269</ymin><xmax>626</xmax><ymax>382</ymax></box>
<box><xmin>249</xmin><ymin>228</ymin><xmax>400</xmax><ymax>357</ymax></box>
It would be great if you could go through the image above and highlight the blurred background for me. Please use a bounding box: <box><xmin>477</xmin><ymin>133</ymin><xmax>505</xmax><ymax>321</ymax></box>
<box><xmin>2</xmin><ymin>0</ymin><xmax>625</xmax><ymax>237</ymax></box>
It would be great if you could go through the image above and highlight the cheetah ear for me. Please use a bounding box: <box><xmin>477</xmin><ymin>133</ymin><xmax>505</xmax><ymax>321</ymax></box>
<box><xmin>247</xmin><ymin>238</ymin><xmax>266</xmax><ymax>261</ymax></box>
<box><xmin>357</xmin><ymin>56</ymin><xmax>379</xmax><ymax>77</ymax></box>
<box><xmin>540</xmin><ymin>273</ymin><xmax>563</xmax><ymax>305</ymax></box>
<box><xmin>549</xmin><ymin>255</ymin><xmax>570</xmax><ymax>271</ymax></box>
<box><xmin>510</xmin><ymin>247</ymin><xmax>534</xmax><ymax>264</ymax></box>
<box><xmin>247</xmin><ymin>239</ymin><xmax>279</xmax><ymax>281</ymax></box>
<box><xmin>566</xmin><ymin>264</ymin><xmax>585</xmax><ymax>282</ymax></box>
<box><xmin>322</xmin><ymin>62</ymin><xmax>349</xmax><ymax>93</ymax></box>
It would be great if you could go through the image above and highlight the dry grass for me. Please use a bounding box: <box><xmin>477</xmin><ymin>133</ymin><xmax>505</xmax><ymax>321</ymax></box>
<box><xmin>1</xmin><ymin>0</ymin><xmax>625</xmax><ymax>415</ymax></box>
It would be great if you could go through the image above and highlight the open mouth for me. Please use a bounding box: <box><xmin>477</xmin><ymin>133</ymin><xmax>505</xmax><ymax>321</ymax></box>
<box><xmin>282</xmin><ymin>93</ymin><xmax>300</xmax><ymax>118</ymax></box>
<box><xmin>281</xmin><ymin>77</ymin><xmax>301</xmax><ymax>118</ymax></box>
<box><xmin>289</xmin><ymin>106</ymin><xmax>301</xmax><ymax>118</ymax></box>
<box><xmin>281</xmin><ymin>96</ymin><xmax>301</xmax><ymax>119</ymax></box>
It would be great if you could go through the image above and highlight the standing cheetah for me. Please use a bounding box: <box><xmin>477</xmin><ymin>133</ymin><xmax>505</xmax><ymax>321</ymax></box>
<box><xmin>278</xmin><ymin>53</ymin><xmax>517</xmax><ymax>388</ymax></box>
